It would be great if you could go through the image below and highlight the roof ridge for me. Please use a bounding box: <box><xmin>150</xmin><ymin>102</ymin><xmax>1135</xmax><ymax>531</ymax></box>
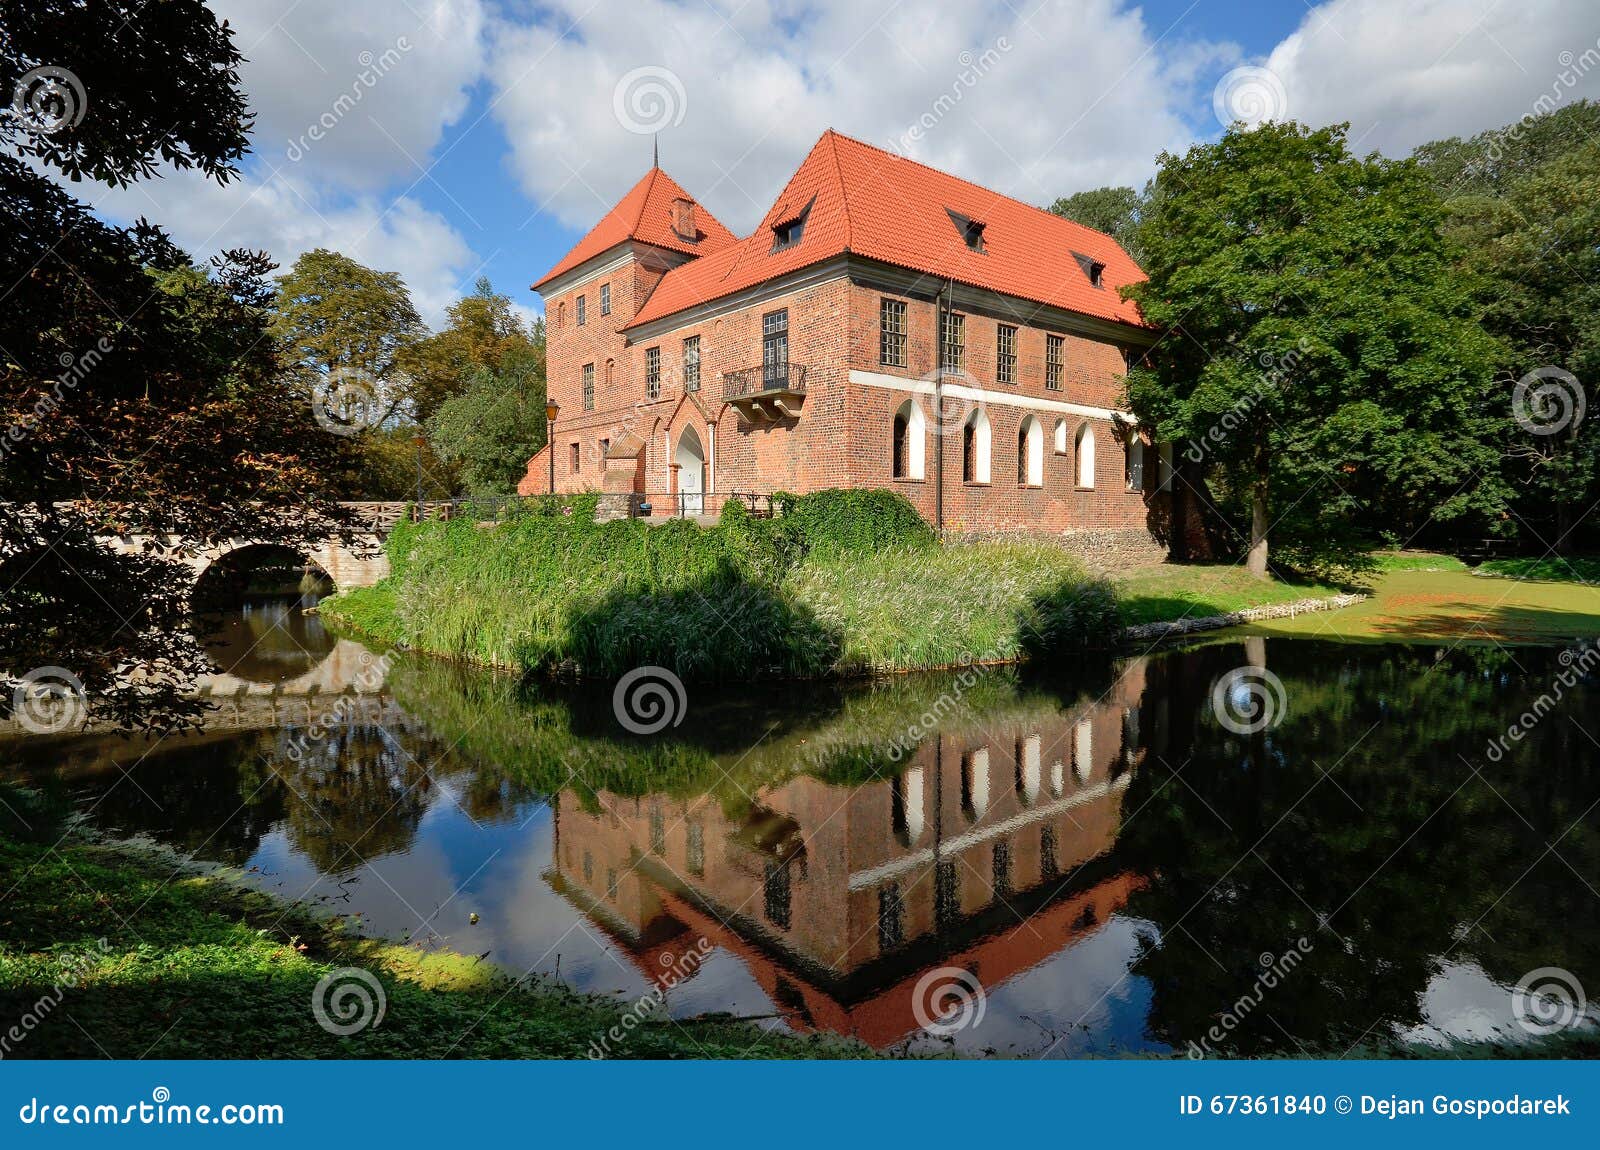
<box><xmin>632</xmin><ymin>167</ymin><xmax>661</xmax><ymax>232</ymax></box>
<box><xmin>823</xmin><ymin>129</ymin><xmax>853</xmax><ymax>252</ymax></box>
<box><xmin>824</xmin><ymin>128</ymin><xmax>1124</xmax><ymax>249</ymax></box>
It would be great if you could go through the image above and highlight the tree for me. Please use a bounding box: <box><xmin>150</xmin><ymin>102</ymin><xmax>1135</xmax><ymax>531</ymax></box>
<box><xmin>401</xmin><ymin>277</ymin><xmax>542</xmax><ymax>423</ymax></box>
<box><xmin>1417</xmin><ymin>104</ymin><xmax>1600</xmax><ymax>554</ymax></box>
<box><xmin>1048</xmin><ymin>185</ymin><xmax>1148</xmax><ymax>264</ymax></box>
<box><xmin>1</xmin><ymin>1</ymin><xmax>358</xmax><ymax>732</ymax></box>
<box><xmin>1413</xmin><ymin>99</ymin><xmax>1600</xmax><ymax>201</ymax></box>
<box><xmin>428</xmin><ymin>340</ymin><xmax>549</xmax><ymax>496</ymax></box>
<box><xmin>1124</xmin><ymin>122</ymin><xmax>1504</xmax><ymax>577</ymax></box>
<box><xmin>339</xmin><ymin>428</ymin><xmax>459</xmax><ymax>501</ymax></box>
<box><xmin>271</xmin><ymin>249</ymin><xmax>426</xmax><ymax>427</ymax></box>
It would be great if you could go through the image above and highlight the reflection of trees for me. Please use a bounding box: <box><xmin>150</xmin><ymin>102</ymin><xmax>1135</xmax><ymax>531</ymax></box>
<box><xmin>81</xmin><ymin>732</ymin><xmax>288</xmax><ymax>864</ymax></box>
<box><xmin>274</xmin><ymin>728</ymin><xmax>431</xmax><ymax>874</ymax></box>
<box><xmin>1119</xmin><ymin>641</ymin><xmax>1600</xmax><ymax>1055</ymax></box>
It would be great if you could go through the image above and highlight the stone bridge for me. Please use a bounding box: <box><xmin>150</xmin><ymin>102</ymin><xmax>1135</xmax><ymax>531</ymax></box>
<box><xmin>102</xmin><ymin>501</ymin><xmax>413</xmax><ymax>592</ymax></box>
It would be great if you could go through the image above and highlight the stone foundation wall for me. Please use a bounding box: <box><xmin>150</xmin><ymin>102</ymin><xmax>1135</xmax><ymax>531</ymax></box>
<box><xmin>945</xmin><ymin>527</ymin><xmax>1167</xmax><ymax>572</ymax></box>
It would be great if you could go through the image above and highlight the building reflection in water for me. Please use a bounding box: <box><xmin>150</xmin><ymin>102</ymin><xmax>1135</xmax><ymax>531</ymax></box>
<box><xmin>549</xmin><ymin>661</ymin><xmax>1158</xmax><ymax>1047</ymax></box>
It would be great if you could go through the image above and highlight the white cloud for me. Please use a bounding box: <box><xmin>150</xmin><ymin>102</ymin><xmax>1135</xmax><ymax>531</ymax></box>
<box><xmin>69</xmin><ymin>0</ymin><xmax>490</xmax><ymax>327</ymax></box>
<box><xmin>1263</xmin><ymin>0</ymin><xmax>1600</xmax><ymax>154</ymax></box>
<box><xmin>82</xmin><ymin>169</ymin><xmax>477</xmax><ymax>326</ymax></box>
<box><xmin>485</xmin><ymin>0</ymin><xmax>1221</xmax><ymax>236</ymax></box>
<box><xmin>216</xmin><ymin>0</ymin><xmax>487</xmax><ymax>189</ymax></box>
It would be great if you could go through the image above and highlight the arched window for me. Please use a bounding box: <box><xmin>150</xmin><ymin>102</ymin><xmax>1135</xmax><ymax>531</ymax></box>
<box><xmin>1075</xmin><ymin>423</ymin><xmax>1096</xmax><ymax>488</ymax></box>
<box><xmin>605</xmin><ymin>359</ymin><xmax>615</xmax><ymax>389</ymax></box>
<box><xmin>961</xmin><ymin>747</ymin><xmax>990</xmax><ymax>822</ymax></box>
<box><xmin>962</xmin><ymin>409</ymin><xmax>991</xmax><ymax>484</ymax></box>
<box><xmin>1054</xmin><ymin>418</ymin><xmax>1068</xmax><ymax>455</ymax></box>
<box><xmin>1074</xmin><ymin>719</ymin><xmax>1093</xmax><ymax>781</ymax></box>
<box><xmin>1017</xmin><ymin>415</ymin><xmax>1043</xmax><ymax>487</ymax></box>
<box><xmin>1016</xmin><ymin>734</ymin><xmax>1042</xmax><ymax>806</ymax></box>
<box><xmin>891</xmin><ymin>399</ymin><xmax>925</xmax><ymax>480</ymax></box>
<box><xmin>892</xmin><ymin>767</ymin><xmax>925</xmax><ymax>846</ymax></box>
<box><xmin>1126</xmin><ymin>438</ymin><xmax>1144</xmax><ymax>491</ymax></box>
<box><xmin>556</xmin><ymin>301</ymin><xmax>566</xmax><ymax>328</ymax></box>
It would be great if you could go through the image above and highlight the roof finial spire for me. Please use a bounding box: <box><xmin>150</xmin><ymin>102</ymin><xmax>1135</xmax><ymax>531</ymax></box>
<box><xmin>653</xmin><ymin>133</ymin><xmax>659</xmax><ymax>169</ymax></box>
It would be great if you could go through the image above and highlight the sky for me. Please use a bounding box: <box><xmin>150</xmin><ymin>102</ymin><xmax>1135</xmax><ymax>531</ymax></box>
<box><xmin>66</xmin><ymin>0</ymin><xmax>1600</xmax><ymax>328</ymax></box>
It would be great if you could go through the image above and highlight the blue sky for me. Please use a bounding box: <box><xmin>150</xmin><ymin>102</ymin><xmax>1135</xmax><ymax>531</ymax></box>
<box><xmin>78</xmin><ymin>0</ymin><xmax>1600</xmax><ymax>328</ymax></box>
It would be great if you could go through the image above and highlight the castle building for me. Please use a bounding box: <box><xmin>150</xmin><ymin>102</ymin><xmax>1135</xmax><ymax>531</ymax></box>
<box><xmin>523</xmin><ymin>128</ymin><xmax>1178</xmax><ymax>557</ymax></box>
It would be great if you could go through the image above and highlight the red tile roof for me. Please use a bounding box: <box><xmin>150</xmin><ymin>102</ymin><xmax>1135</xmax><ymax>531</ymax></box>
<box><xmin>624</xmin><ymin>130</ymin><xmax>1147</xmax><ymax>331</ymax></box>
<box><xmin>531</xmin><ymin>167</ymin><xmax>738</xmax><ymax>291</ymax></box>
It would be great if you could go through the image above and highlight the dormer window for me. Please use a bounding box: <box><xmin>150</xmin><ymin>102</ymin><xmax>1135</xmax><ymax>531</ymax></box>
<box><xmin>1072</xmin><ymin>251</ymin><xmax>1107</xmax><ymax>288</ymax></box>
<box><xmin>947</xmin><ymin>209</ymin><xmax>985</xmax><ymax>252</ymax></box>
<box><xmin>670</xmin><ymin>197</ymin><xmax>698</xmax><ymax>241</ymax></box>
<box><xmin>770</xmin><ymin>196</ymin><xmax>814</xmax><ymax>253</ymax></box>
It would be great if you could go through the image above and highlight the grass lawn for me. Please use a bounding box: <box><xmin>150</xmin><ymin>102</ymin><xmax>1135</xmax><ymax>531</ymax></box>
<box><xmin>1476</xmin><ymin>556</ymin><xmax>1600</xmax><ymax>584</ymax></box>
<box><xmin>1112</xmin><ymin>563</ymin><xmax>1344</xmax><ymax>627</ymax></box>
<box><xmin>322</xmin><ymin>518</ymin><xmax>1118</xmax><ymax>677</ymax></box>
<box><xmin>1235</xmin><ymin>565</ymin><xmax>1600</xmax><ymax>643</ymax></box>
<box><xmin>1369</xmin><ymin>550</ymin><xmax>1470</xmax><ymax>573</ymax></box>
<box><xmin>0</xmin><ymin>795</ymin><xmax>857</xmax><ymax>1059</ymax></box>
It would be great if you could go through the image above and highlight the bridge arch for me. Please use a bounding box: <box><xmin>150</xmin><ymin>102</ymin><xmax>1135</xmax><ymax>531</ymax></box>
<box><xmin>191</xmin><ymin>542</ymin><xmax>334</xmax><ymax>604</ymax></box>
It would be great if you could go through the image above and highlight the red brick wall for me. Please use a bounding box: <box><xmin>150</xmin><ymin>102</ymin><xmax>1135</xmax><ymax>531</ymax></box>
<box><xmin>532</xmin><ymin>254</ymin><xmax>1166</xmax><ymax>546</ymax></box>
<box><xmin>841</xmin><ymin>283</ymin><xmax>1155</xmax><ymax>534</ymax></box>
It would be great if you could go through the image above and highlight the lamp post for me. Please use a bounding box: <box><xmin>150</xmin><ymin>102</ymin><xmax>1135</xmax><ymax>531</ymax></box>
<box><xmin>412</xmin><ymin>434</ymin><xmax>426</xmax><ymax>521</ymax></box>
<box><xmin>545</xmin><ymin>399</ymin><xmax>560</xmax><ymax>494</ymax></box>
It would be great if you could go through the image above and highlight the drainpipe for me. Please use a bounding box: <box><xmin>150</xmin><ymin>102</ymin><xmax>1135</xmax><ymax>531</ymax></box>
<box><xmin>934</xmin><ymin>279</ymin><xmax>950</xmax><ymax>534</ymax></box>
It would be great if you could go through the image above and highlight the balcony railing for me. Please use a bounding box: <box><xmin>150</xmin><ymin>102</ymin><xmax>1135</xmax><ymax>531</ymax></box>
<box><xmin>723</xmin><ymin>361</ymin><xmax>808</xmax><ymax>400</ymax></box>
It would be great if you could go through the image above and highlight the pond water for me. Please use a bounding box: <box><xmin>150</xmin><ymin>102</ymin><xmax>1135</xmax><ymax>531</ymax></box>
<box><xmin>4</xmin><ymin>594</ymin><xmax>1599</xmax><ymax>1057</ymax></box>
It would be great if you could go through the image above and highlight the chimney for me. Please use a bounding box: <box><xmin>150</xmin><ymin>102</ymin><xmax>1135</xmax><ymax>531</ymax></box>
<box><xmin>670</xmin><ymin>197</ymin><xmax>697</xmax><ymax>241</ymax></box>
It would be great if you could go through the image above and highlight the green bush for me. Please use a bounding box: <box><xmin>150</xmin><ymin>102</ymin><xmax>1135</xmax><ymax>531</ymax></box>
<box><xmin>1017</xmin><ymin>578</ymin><xmax>1122</xmax><ymax>658</ymax></box>
<box><xmin>774</xmin><ymin>488</ymin><xmax>935</xmax><ymax>557</ymax></box>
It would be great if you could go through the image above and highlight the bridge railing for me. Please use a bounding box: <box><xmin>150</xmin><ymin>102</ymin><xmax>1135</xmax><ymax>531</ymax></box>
<box><xmin>339</xmin><ymin>494</ymin><xmax>780</xmax><ymax>530</ymax></box>
<box><xmin>338</xmin><ymin>498</ymin><xmax>529</xmax><ymax>529</ymax></box>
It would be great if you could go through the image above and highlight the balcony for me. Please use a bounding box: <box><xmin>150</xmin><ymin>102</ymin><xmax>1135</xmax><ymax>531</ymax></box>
<box><xmin>722</xmin><ymin>361</ymin><xmax>807</xmax><ymax>422</ymax></box>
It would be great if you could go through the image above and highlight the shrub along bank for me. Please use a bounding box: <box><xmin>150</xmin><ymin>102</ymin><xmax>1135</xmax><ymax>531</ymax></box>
<box><xmin>319</xmin><ymin>489</ymin><xmax>1120</xmax><ymax>680</ymax></box>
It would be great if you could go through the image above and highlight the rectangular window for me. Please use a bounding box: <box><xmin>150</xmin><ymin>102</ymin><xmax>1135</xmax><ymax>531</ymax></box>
<box><xmin>575</xmin><ymin>294</ymin><xmax>586</xmax><ymax>326</ymax></box>
<box><xmin>682</xmin><ymin>335</ymin><xmax>700</xmax><ymax>392</ymax></box>
<box><xmin>686</xmin><ymin>822</ymin><xmax>704</xmax><ymax>876</ymax></box>
<box><xmin>645</xmin><ymin>347</ymin><xmax>661</xmax><ymax>400</ymax></box>
<box><xmin>992</xmin><ymin>839</ymin><xmax>1012</xmax><ymax>901</ymax></box>
<box><xmin>763</xmin><ymin>859</ymin><xmax>792</xmax><ymax>930</ymax></box>
<box><xmin>569</xmin><ymin>442</ymin><xmax>580</xmax><ymax>472</ymax></box>
<box><xmin>996</xmin><ymin>324</ymin><xmax>1017</xmax><ymax>385</ymax></box>
<box><xmin>879</xmin><ymin>298</ymin><xmax>907</xmax><ymax>367</ymax></box>
<box><xmin>599</xmin><ymin>283</ymin><xmax>611</xmax><ymax>315</ymax></box>
<box><xmin>1045</xmin><ymin>334</ymin><xmax>1064</xmax><ymax>391</ymax></box>
<box><xmin>935</xmin><ymin>860</ymin><xmax>960</xmax><ymax>931</ymax></box>
<box><xmin>941</xmin><ymin>311</ymin><xmax>965</xmax><ymax>373</ymax></box>
<box><xmin>582</xmin><ymin>362</ymin><xmax>594</xmax><ymax>411</ymax></box>
<box><xmin>878</xmin><ymin>882</ymin><xmax>905</xmax><ymax>952</ymax></box>
<box><xmin>762</xmin><ymin>309</ymin><xmax>788</xmax><ymax>388</ymax></box>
